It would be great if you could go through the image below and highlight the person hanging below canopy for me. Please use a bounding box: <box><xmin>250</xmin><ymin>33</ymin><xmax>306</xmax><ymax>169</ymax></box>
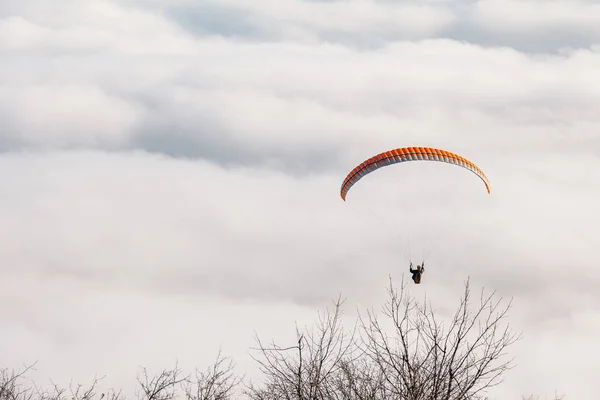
<box><xmin>409</xmin><ymin>262</ymin><xmax>424</xmax><ymax>284</ymax></box>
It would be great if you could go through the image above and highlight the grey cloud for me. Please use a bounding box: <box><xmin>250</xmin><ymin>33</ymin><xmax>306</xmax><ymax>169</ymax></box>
<box><xmin>158</xmin><ymin>0</ymin><xmax>600</xmax><ymax>53</ymax></box>
<box><xmin>164</xmin><ymin>4</ymin><xmax>276</xmax><ymax>40</ymax></box>
<box><xmin>442</xmin><ymin>23</ymin><xmax>600</xmax><ymax>54</ymax></box>
<box><xmin>2</xmin><ymin>6</ymin><xmax>600</xmax><ymax>172</ymax></box>
<box><xmin>129</xmin><ymin>108</ymin><xmax>344</xmax><ymax>174</ymax></box>
<box><xmin>134</xmin><ymin>131</ymin><xmax>343</xmax><ymax>175</ymax></box>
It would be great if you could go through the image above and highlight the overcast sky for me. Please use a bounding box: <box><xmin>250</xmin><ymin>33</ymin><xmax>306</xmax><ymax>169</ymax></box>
<box><xmin>1</xmin><ymin>0</ymin><xmax>599</xmax><ymax>399</ymax></box>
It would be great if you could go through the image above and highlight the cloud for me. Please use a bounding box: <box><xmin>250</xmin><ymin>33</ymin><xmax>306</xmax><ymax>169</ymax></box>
<box><xmin>0</xmin><ymin>84</ymin><xmax>142</xmax><ymax>147</ymax></box>
<box><xmin>162</xmin><ymin>0</ymin><xmax>454</xmax><ymax>45</ymax></box>
<box><xmin>1</xmin><ymin>0</ymin><xmax>600</xmax><ymax>399</ymax></box>
<box><xmin>2</xmin><ymin>34</ymin><xmax>600</xmax><ymax>169</ymax></box>
<box><xmin>152</xmin><ymin>0</ymin><xmax>600</xmax><ymax>51</ymax></box>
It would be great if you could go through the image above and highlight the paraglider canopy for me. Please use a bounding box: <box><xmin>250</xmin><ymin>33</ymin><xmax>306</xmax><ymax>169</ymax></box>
<box><xmin>340</xmin><ymin>146</ymin><xmax>490</xmax><ymax>201</ymax></box>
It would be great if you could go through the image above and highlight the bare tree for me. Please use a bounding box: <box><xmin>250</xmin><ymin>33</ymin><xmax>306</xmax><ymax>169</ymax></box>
<box><xmin>183</xmin><ymin>351</ymin><xmax>242</xmax><ymax>400</ymax></box>
<box><xmin>136</xmin><ymin>362</ymin><xmax>187</xmax><ymax>400</ymax></box>
<box><xmin>360</xmin><ymin>276</ymin><xmax>520</xmax><ymax>400</ymax></box>
<box><xmin>330</xmin><ymin>356</ymin><xmax>387</xmax><ymax>400</ymax></box>
<box><xmin>34</xmin><ymin>375</ymin><xmax>124</xmax><ymax>400</ymax></box>
<box><xmin>0</xmin><ymin>362</ymin><xmax>37</xmax><ymax>400</ymax></box>
<box><xmin>245</xmin><ymin>295</ymin><xmax>358</xmax><ymax>400</ymax></box>
<box><xmin>1</xmin><ymin>353</ymin><xmax>242</xmax><ymax>400</ymax></box>
<box><xmin>521</xmin><ymin>393</ymin><xmax>565</xmax><ymax>400</ymax></box>
<box><xmin>245</xmin><ymin>276</ymin><xmax>521</xmax><ymax>400</ymax></box>
<box><xmin>0</xmin><ymin>363</ymin><xmax>123</xmax><ymax>400</ymax></box>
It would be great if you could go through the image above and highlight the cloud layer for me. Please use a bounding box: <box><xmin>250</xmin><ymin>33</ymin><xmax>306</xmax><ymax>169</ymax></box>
<box><xmin>1</xmin><ymin>0</ymin><xmax>599</xmax><ymax>399</ymax></box>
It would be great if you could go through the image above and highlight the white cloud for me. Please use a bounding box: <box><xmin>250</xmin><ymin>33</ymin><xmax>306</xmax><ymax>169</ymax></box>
<box><xmin>0</xmin><ymin>0</ymin><xmax>197</xmax><ymax>53</ymax></box>
<box><xmin>1</xmin><ymin>0</ymin><xmax>600</xmax><ymax>398</ymax></box>
<box><xmin>0</xmin><ymin>84</ymin><xmax>142</xmax><ymax>146</ymax></box>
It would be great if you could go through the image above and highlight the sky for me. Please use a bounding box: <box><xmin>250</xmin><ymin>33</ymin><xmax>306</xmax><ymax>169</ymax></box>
<box><xmin>1</xmin><ymin>0</ymin><xmax>599</xmax><ymax>398</ymax></box>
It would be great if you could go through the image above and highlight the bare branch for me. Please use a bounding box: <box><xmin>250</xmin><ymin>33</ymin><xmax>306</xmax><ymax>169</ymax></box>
<box><xmin>359</xmin><ymin>275</ymin><xmax>521</xmax><ymax>400</ymax></box>
<box><xmin>183</xmin><ymin>350</ymin><xmax>242</xmax><ymax>400</ymax></box>
<box><xmin>0</xmin><ymin>362</ymin><xmax>38</xmax><ymax>400</ymax></box>
<box><xmin>246</xmin><ymin>295</ymin><xmax>359</xmax><ymax>400</ymax></box>
<box><xmin>136</xmin><ymin>362</ymin><xmax>188</xmax><ymax>400</ymax></box>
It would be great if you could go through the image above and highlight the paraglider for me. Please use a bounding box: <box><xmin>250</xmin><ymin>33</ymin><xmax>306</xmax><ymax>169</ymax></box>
<box><xmin>340</xmin><ymin>146</ymin><xmax>491</xmax><ymax>201</ymax></box>
<box><xmin>340</xmin><ymin>146</ymin><xmax>490</xmax><ymax>284</ymax></box>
